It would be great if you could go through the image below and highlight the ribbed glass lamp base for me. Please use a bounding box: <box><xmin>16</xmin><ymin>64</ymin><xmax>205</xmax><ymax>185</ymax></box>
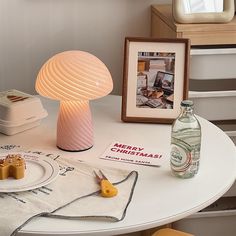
<box><xmin>56</xmin><ymin>100</ymin><xmax>93</xmax><ymax>152</ymax></box>
<box><xmin>57</xmin><ymin>145</ymin><xmax>93</xmax><ymax>152</ymax></box>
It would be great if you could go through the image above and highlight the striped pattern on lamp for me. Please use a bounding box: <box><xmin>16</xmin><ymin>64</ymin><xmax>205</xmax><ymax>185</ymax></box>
<box><xmin>35</xmin><ymin>50</ymin><xmax>113</xmax><ymax>152</ymax></box>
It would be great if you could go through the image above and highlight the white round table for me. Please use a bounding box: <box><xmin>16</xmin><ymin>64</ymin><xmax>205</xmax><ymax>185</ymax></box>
<box><xmin>1</xmin><ymin>95</ymin><xmax>236</xmax><ymax>236</ymax></box>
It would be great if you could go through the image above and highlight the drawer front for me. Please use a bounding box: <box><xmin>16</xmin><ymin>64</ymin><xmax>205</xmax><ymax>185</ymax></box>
<box><xmin>173</xmin><ymin>211</ymin><xmax>236</xmax><ymax>236</ymax></box>
<box><xmin>183</xmin><ymin>31</ymin><xmax>236</xmax><ymax>46</ymax></box>
<box><xmin>189</xmin><ymin>90</ymin><xmax>236</xmax><ymax>121</ymax></box>
<box><xmin>190</xmin><ymin>48</ymin><xmax>236</xmax><ymax>80</ymax></box>
<box><xmin>173</xmin><ymin>196</ymin><xmax>236</xmax><ymax>236</ymax></box>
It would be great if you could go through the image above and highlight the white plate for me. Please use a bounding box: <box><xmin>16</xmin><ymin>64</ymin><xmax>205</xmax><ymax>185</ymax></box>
<box><xmin>0</xmin><ymin>152</ymin><xmax>60</xmax><ymax>192</ymax></box>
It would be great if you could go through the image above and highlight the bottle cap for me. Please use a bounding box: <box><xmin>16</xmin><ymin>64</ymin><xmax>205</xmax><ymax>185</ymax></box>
<box><xmin>181</xmin><ymin>100</ymin><xmax>193</xmax><ymax>107</ymax></box>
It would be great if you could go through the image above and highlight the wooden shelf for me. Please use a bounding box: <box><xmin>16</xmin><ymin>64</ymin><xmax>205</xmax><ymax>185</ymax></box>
<box><xmin>151</xmin><ymin>4</ymin><xmax>236</xmax><ymax>45</ymax></box>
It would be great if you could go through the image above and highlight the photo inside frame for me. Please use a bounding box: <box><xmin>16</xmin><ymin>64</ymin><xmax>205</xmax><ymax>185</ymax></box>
<box><xmin>136</xmin><ymin>51</ymin><xmax>175</xmax><ymax>109</ymax></box>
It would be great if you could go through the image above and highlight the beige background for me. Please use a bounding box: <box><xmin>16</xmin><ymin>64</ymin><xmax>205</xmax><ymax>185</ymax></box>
<box><xmin>0</xmin><ymin>0</ymin><xmax>170</xmax><ymax>96</ymax></box>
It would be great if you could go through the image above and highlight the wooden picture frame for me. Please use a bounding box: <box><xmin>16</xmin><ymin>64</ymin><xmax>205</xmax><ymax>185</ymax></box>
<box><xmin>121</xmin><ymin>37</ymin><xmax>190</xmax><ymax>124</ymax></box>
<box><xmin>172</xmin><ymin>0</ymin><xmax>235</xmax><ymax>24</ymax></box>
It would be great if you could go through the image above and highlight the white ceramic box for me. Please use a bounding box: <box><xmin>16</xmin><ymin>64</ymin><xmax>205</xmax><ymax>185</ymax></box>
<box><xmin>0</xmin><ymin>89</ymin><xmax>48</xmax><ymax>135</ymax></box>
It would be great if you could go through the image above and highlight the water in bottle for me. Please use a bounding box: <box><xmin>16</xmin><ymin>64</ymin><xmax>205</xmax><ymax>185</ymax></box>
<box><xmin>170</xmin><ymin>100</ymin><xmax>201</xmax><ymax>178</ymax></box>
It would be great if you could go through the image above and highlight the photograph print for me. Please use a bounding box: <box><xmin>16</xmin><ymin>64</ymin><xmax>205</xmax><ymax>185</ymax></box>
<box><xmin>136</xmin><ymin>51</ymin><xmax>175</xmax><ymax>110</ymax></box>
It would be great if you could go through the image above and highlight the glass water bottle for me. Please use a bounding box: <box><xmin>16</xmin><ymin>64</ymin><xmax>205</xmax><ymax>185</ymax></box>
<box><xmin>170</xmin><ymin>100</ymin><xmax>201</xmax><ymax>178</ymax></box>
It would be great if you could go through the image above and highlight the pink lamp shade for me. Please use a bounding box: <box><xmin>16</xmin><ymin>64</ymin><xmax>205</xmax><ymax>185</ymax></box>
<box><xmin>35</xmin><ymin>51</ymin><xmax>113</xmax><ymax>152</ymax></box>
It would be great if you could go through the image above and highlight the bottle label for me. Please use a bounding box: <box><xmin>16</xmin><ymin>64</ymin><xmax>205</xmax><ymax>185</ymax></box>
<box><xmin>170</xmin><ymin>144</ymin><xmax>192</xmax><ymax>172</ymax></box>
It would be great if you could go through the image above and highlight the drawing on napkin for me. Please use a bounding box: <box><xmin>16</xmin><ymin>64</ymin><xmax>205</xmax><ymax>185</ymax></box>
<box><xmin>0</xmin><ymin>144</ymin><xmax>138</xmax><ymax>236</ymax></box>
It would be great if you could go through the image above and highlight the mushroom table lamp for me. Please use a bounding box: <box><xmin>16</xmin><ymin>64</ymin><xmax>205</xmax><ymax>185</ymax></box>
<box><xmin>35</xmin><ymin>51</ymin><xmax>113</xmax><ymax>152</ymax></box>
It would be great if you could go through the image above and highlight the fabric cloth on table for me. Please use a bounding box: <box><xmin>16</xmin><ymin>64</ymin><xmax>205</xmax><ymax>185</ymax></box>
<box><xmin>0</xmin><ymin>144</ymin><xmax>138</xmax><ymax>236</ymax></box>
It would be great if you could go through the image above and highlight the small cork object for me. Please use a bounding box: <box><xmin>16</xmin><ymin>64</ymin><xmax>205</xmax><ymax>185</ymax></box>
<box><xmin>152</xmin><ymin>228</ymin><xmax>194</xmax><ymax>236</ymax></box>
<box><xmin>0</xmin><ymin>154</ymin><xmax>26</xmax><ymax>180</ymax></box>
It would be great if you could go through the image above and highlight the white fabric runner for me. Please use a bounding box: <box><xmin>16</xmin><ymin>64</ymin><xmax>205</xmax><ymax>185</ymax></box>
<box><xmin>0</xmin><ymin>144</ymin><xmax>138</xmax><ymax>236</ymax></box>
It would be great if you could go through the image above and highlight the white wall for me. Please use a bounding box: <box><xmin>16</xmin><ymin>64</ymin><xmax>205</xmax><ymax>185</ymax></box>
<box><xmin>0</xmin><ymin>0</ymin><xmax>171</xmax><ymax>95</ymax></box>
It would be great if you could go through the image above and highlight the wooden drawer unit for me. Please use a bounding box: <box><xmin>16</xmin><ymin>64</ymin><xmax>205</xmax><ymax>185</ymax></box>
<box><xmin>151</xmin><ymin>4</ymin><xmax>236</xmax><ymax>46</ymax></box>
<box><xmin>151</xmin><ymin>4</ymin><xmax>236</xmax><ymax>123</ymax></box>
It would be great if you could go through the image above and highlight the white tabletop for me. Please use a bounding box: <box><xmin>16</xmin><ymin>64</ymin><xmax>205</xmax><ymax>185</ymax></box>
<box><xmin>1</xmin><ymin>95</ymin><xmax>236</xmax><ymax>236</ymax></box>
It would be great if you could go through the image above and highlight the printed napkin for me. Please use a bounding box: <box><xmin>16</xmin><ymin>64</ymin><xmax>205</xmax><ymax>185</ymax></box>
<box><xmin>0</xmin><ymin>144</ymin><xmax>138</xmax><ymax>236</ymax></box>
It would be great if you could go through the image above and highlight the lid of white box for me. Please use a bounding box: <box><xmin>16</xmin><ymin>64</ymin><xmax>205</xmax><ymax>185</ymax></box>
<box><xmin>0</xmin><ymin>89</ymin><xmax>48</xmax><ymax>126</ymax></box>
